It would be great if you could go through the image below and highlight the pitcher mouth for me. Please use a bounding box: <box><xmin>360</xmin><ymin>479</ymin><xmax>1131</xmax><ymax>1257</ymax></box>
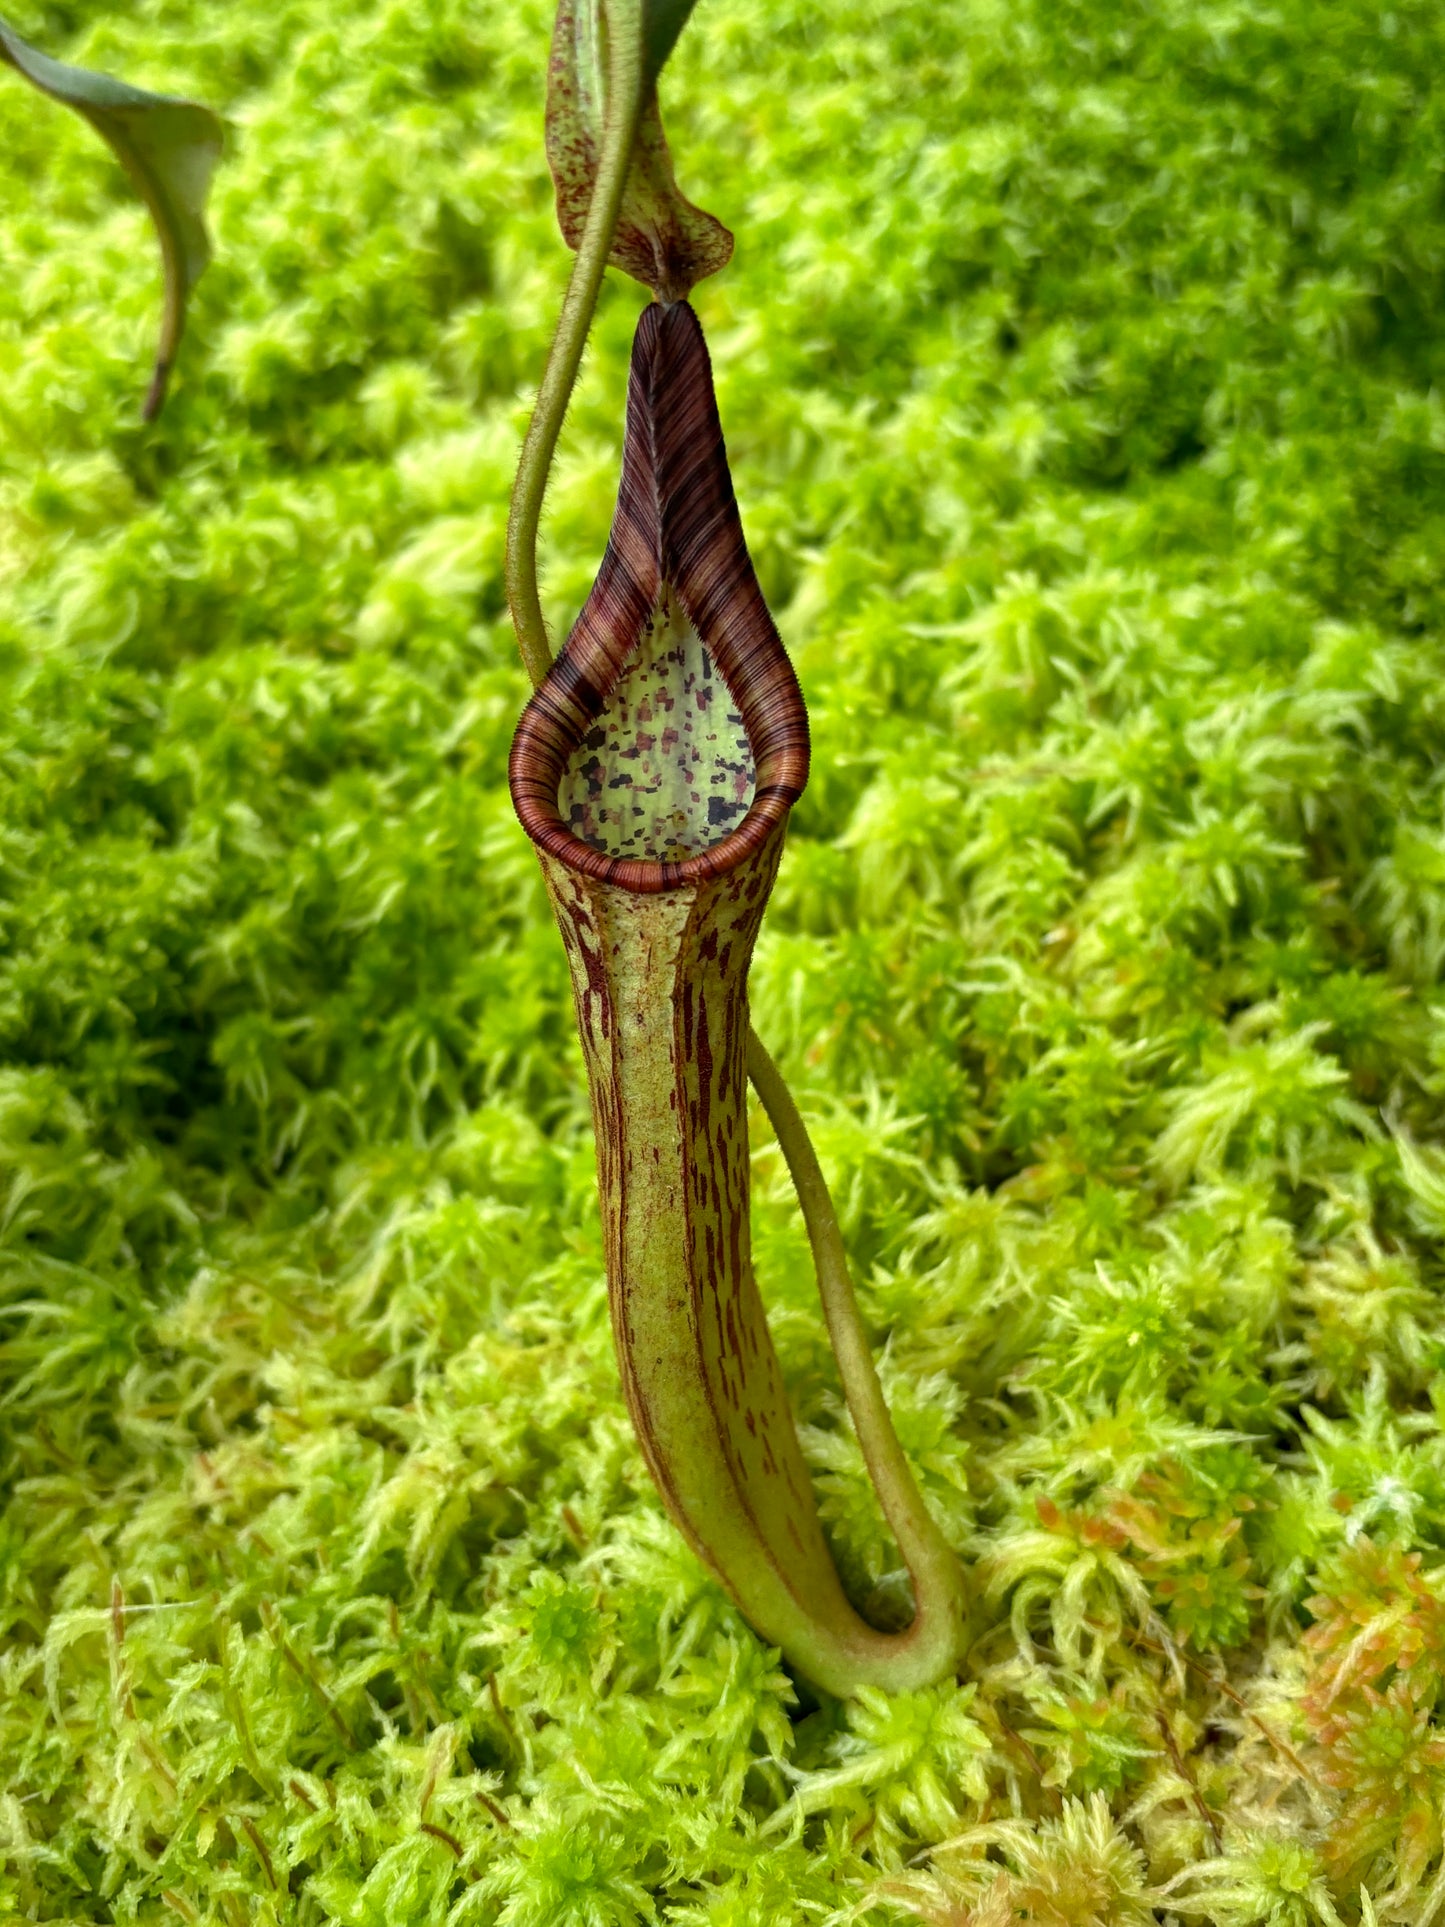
<box><xmin>509</xmin><ymin>300</ymin><xmax>809</xmax><ymax>894</ymax></box>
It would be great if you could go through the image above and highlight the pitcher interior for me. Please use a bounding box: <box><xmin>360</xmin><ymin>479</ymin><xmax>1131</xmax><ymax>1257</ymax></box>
<box><xmin>557</xmin><ymin>591</ymin><xmax>756</xmax><ymax>863</ymax></box>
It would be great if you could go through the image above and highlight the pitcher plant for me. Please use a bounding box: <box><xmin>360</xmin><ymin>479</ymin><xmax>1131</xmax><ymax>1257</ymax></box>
<box><xmin>505</xmin><ymin>0</ymin><xmax>971</xmax><ymax>1697</ymax></box>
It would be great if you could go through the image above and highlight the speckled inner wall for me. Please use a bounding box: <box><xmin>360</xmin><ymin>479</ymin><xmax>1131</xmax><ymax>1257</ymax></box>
<box><xmin>558</xmin><ymin>595</ymin><xmax>754</xmax><ymax>862</ymax></box>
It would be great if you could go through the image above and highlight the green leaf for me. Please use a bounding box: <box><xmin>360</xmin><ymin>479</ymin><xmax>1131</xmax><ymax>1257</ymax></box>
<box><xmin>638</xmin><ymin>0</ymin><xmax>700</xmax><ymax>88</ymax></box>
<box><xmin>0</xmin><ymin>18</ymin><xmax>223</xmax><ymax>418</ymax></box>
<box><xmin>546</xmin><ymin>0</ymin><xmax>731</xmax><ymax>301</ymax></box>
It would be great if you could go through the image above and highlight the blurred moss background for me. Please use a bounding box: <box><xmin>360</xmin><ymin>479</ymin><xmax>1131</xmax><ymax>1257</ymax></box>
<box><xmin>3</xmin><ymin>0</ymin><xmax>1445</xmax><ymax>1920</ymax></box>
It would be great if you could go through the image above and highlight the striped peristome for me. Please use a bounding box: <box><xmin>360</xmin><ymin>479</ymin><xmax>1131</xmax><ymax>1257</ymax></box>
<box><xmin>510</xmin><ymin>300</ymin><xmax>808</xmax><ymax>890</ymax></box>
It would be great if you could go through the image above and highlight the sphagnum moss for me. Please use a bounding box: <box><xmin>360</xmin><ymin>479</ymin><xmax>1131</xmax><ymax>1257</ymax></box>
<box><xmin>3</xmin><ymin>0</ymin><xmax>1445</xmax><ymax>1921</ymax></box>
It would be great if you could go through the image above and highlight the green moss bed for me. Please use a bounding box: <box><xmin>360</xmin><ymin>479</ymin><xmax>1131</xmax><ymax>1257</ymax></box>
<box><xmin>3</xmin><ymin>0</ymin><xmax>1445</xmax><ymax>1919</ymax></box>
